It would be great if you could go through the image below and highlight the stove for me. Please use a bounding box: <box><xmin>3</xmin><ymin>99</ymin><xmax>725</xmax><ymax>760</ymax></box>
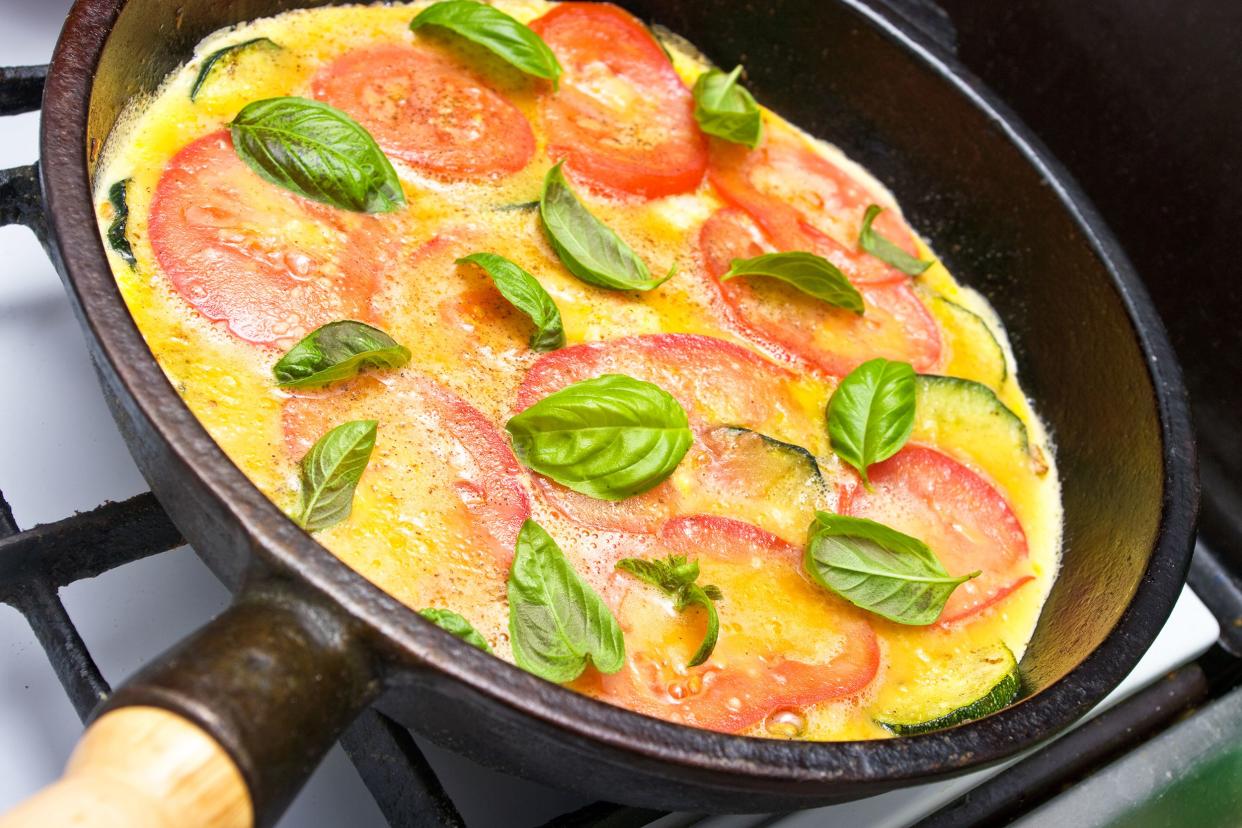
<box><xmin>0</xmin><ymin>2</ymin><xmax>1235</xmax><ymax>826</ymax></box>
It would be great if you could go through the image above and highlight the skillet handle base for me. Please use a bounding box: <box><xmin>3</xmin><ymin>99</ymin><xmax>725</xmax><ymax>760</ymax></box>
<box><xmin>0</xmin><ymin>706</ymin><xmax>251</xmax><ymax>828</ymax></box>
<box><xmin>0</xmin><ymin>578</ymin><xmax>379</xmax><ymax>827</ymax></box>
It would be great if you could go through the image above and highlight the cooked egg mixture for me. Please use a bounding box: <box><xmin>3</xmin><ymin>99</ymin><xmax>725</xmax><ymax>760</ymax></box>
<box><xmin>95</xmin><ymin>0</ymin><xmax>1062</xmax><ymax>740</ymax></box>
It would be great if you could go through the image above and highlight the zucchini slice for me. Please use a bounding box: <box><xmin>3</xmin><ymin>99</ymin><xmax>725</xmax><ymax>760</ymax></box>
<box><xmin>912</xmin><ymin>374</ymin><xmax>1038</xmax><ymax>484</ymax></box>
<box><xmin>875</xmin><ymin>642</ymin><xmax>1020</xmax><ymax>735</ymax></box>
<box><xmin>710</xmin><ymin>426</ymin><xmax>827</xmax><ymax>496</ymax></box>
<box><xmin>927</xmin><ymin>294</ymin><xmax>1008</xmax><ymax>389</ymax></box>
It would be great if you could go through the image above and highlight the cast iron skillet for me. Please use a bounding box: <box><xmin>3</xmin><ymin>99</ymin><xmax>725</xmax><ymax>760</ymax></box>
<box><xmin>15</xmin><ymin>0</ymin><xmax>1198</xmax><ymax>823</ymax></box>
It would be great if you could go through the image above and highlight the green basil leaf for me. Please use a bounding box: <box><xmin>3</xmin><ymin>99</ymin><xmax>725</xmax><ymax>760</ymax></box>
<box><xmin>508</xmin><ymin>519</ymin><xmax>625</xmax><ymax>682</ymax></box>
<box><xmin>507</xmin><ymin>373</ymin><xmax>692</xmax><ymax>500</ymax></box>
<box><xmin>456</xmin><ymin>253</ymin><xmax>565</xmax><ymax>352</ymax></box>
<box><xmin>722</xmin><ymin>251</ymin><xmax>863</xmax><ymax>313</ymax></box>
<box><xmin>859</xmin><ymin>204</ymin><xmax>930</xmax><ymax>276</ymax></box>
<box><xmin>540</xmin><ymin>162</ymin><xmax>673</xmax><ymax>292</ymax></box>
<box><xmin>826</xmin><ymin>357</ymin><xmax>916</xmax><ymax>487</ymax></box>
<box><xmin>190</xmin><ymin>37</ymin><xmax>280</xmax><ymax>101</ymax></box>
<box><xmin>106</xmin><ymin>179</ymin><xmax>136</xmax><ymax>267</ymax></box>
<box><xmin>617</xmin><ymin>555</ymin><xmax>722</xmax><ymax>667</ymax></box>
<box><xmin>295</xmin><ymin>419</ymin><xmax>377</xmax><ymax>531</ymax></box>
<box><xmin>419</xmin><ymin>608</ymin><xmax>492</xmax><ymax>652</ymax></box>
<box><xmin>273</xmin><ymin>320</ymin><xmax>411</xmax><ymax>387</ymax></box>
<box><xmin>805</xmin><ymin>512</ymin><xmax>978</xmax><ymax>625</ymax></box>
<box><xmin>230</xmin><ymin>97</ymin><xmax>405</xmax><ymax>214</ymax></box>
<box><xmin>410</xmin><ymin>0</ymin><xmax>561</xmax><ymax>89</ymax></box>
<box><xmin>692</xmin><ymin>66</ymin><xmax>763</xmax><ymax>149</ymax></box>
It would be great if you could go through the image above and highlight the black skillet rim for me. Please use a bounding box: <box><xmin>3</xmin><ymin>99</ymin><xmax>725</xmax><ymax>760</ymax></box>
<box><xmin>38</xmin><ymin>0</ymin><xmax>1198</xmax><ymax>792</ymax></box>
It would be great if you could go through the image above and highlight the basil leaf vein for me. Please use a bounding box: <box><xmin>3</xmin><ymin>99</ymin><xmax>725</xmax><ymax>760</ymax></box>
<box><xmin>274</xmin><ymin>320</ymin><xmax>411</xmax><ymax>387</ymax></box>
<box><xmin>230</xmin><ymin>97</ymin><xmax>405</xmax><ymax>214</ymax></box>
<box><xmin>411</xmin><ymin>0</ymin><xmax>561</xmax><ymax>88</ymax></box>
<box><xmin>457</xmin><ymin>253</ymin><xmax>565</xmax><ymax>352</ymax></box>
<box><xmin>419</xmin><ymin>608</ymin><xmax>492</xmax><ymax>652</ymax></box>
<box><xmin>508</xmin><ymin>519</ymin><xmax>625</xmax><ymax>682</ymax></box>
<box><xmin>859</xmin><ymin>204</ymin><xmax>930</xmax><ymax>276</ymax></box>
<box><xmin>723</xmin><ymin>251</ymin><xmax>863</xmax><ymax>313</ymax></box>
<box><xmin>692</xmin><ymin>66</ymin><xmax>763</xmax><ymax>149</ymax></box>
<box><xmin>190</xmin><ymin>37</ymin><xmax>281</xmax><ymax>101</ymax></box>
<box><xmin>506</xmin><ymin>374</ymin><xmax>692</xmax><ymax>500</ymax></box>
<box><xmin>805</xmin><ymin>512</ymin><xmax>978</xmax><ymax>625</ymax></box>
<box><xmin>294</xmin><ymin>419</ymin><xmax>377</xmax><ymax>531</ymax></box>
<box><xmin>540</xmin><ymin>162</ymin><xmax>674</xmax><ymax>292</ymax></box>
<box><xmin>826</xmin><ymin>357</ymin><xmax>916</xmax><ymax>487</ymax></box>
<box><xmin>106</xmin><ymin>179</ymin><xmax>136</xmax><ymax>267</ymax></box>
<box><xmin>617</xmin><ymin>555</ymin><xmax>722</xmax><ymax>667</ymax></box>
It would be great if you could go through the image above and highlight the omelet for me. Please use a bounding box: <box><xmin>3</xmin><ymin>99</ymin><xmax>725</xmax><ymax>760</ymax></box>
<box><xmin>94</xmin><ymin>0</ymin><xmax>1062</xmax><ymax>741</ymax></box>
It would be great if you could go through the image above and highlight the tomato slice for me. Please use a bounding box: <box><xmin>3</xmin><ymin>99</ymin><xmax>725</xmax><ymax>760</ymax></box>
<box><xmin>698</xmin><ymin>208</ymin><xmax>942</xmax><ymax>376</ymax></box>
<box><xmin>708</xmin><ymin>120</ymin><xmax>916</xmax><ymax>284</ymax></box>
<box><xmin>283</xmin><ymin>372</ymin><xmax>530</xmax><ymax>565</ymax></box>
<box><xmin>842</xmin><ymin>445</ymin><xmax>1034</xmax><ymax>623</ymax></box>
<box><xmin>148</xmin><ymin>131</ymin><xmax>387</xmax><ymax>346</ymax></box>
<box><xmin>529</xmin><ymin>3</ymin><xmax>707</xmax><ymax>198</ymax></box>
<box><xmin>311</xmin><ymin>43</ymin><xmax>535</xmax><ymax>178</ymax></box>
<box><xmin>574</xmin><ymin>515</ymin><xmax>880</xmax><ymax>733</ymax></box>
<box><xmin>515</xmin><ymin>333</ymin><xmax>835</xmax><ymax>535</ymax></box>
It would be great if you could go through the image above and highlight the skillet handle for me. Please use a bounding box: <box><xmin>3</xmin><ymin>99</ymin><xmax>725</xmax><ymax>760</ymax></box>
<box><xmin>0</xmin><ymin>706</ymin><xmax>250</xmax><ymax>828</ymax></box>
<box><xmin>0</xmin><ymin>579</ymin><xmax>380</xmax><ymax>828</ymax></box>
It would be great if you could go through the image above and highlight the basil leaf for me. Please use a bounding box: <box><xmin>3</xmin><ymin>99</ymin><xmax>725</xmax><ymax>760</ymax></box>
<box><xmin>692</xmin><ymin>66</ymin><xmax>763</xmax><ymax>149</ymax></box>
<box><xmin>294</xmin><ymin>419</ymin><xmax>377</xmax><ymax>531</ymax></box>
<box><xmin>106</xmin><ymin>179</ymin><xmax>136</xmax><ymax>267</ymax></box>
<box><xmin>273</xmin><ymin>320</ymin><xmax>411</xmax><ymax>387</ymax></box>
<box><xmin>617</xmin><ymin>555</ymin><xmax>722</xmax><ymax>667</ymax></box>
<box><xmin>805</xmin><ymin>512</ymin><xmax>978</xmax><ymax>625</ymax></box>
<box><xmin>411</xmin><ymin>0</ymin><xmax>561</xmax><ymax>89</ymax></box>
<box><xmin>190</xmin><ymin>37</ymin><xmax>280</xmax><ymax>101</ymax></box>
<box><xmin>508</xmin><ymin>519</ymin><xmax>625</xmax><ymax>682</ymax></box>
<box><xmin>419</xmin><ymin>608</ymin><xmax>492</xmax><ymax>652</ymax></box>
<box><xmin>507</xmin><ymin>374</ymin><xmax>692</xmax><ymax>500</ymax></box>
<box><xmin>457</xmin><ymin>253</ymin><xmax>565</xmax><ymax>352</ymax></box>
<box><xmin>859</xmin><ymin>204</ymin><xmax>930</xmax><ymax>276</ymax></box>
<box><xmin>540</xmin><ymin>162</ymin><xmax>673</xmax><ymax>292</ymax></box>
<box><xmin>826</xmin><ymin>358</ymin><xmax>916</xmax><ymax>487</ymax></box>
<box><xmin>723</xmin><ymin>252</ymin><xmax>863</xmax><ymax>313</ymax></box>
<box><xmin>230</xmin><ymin>97</ymin><xmax>405</xmax><ymax>214</ymax></box>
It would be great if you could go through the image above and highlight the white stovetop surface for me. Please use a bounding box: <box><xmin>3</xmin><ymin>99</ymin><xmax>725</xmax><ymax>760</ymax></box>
<box><xmin>0</xmin><ymin>2</ymin><xmax>1220</xmax><ymax>826</ymax></box>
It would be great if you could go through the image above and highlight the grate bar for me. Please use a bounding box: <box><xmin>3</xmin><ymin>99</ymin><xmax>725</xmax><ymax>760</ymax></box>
<box><xmin>0</xmin><ymin>492</ymin><xmax>183</xmax><ymax>593</ymax></box>
<box><xmin>12</xmin><ymin>578</ymin><xmax>110</xmax><ymax>721</ymax></box>
<box><xmin>338</xmin><ymin>709</ymin><xmax>466</xmax><ymax>828</ymax></box>
<box><xmin>0</xmin><ymin>65</ymin><xmax>47</xmax><ymax>116</ymax></box>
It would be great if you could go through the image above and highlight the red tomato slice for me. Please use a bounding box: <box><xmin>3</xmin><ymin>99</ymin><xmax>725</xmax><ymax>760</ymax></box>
<box><xmin>575</xmin><ymin>515</ymin><xmax>879</xmax><ymax>733</ymax></box>
<box><xmin>311</xmin><ymin>43</ymin><xmax>535</xmax><ymax>178</ymax></box>
<box><xmin>708</xmin><ymin>121</ymin><xmax>916</xmax><ymax>284</ymax></box>
<box><xmin>148</xmin><ymin>131</ymin><xmax>386</xmax><ymax>346</ymax></box>
<box><xmin>842</xmin><ymin>445</ymin><xmax>1034</xmax><ymax>624</ymax></box>
<box><xmin>515</xmin><ymin>334</ymin><xmax>830</xmax><ymax>533</ymax></box>
<box><xmin>283</xmin><ymin>372</ymin><xmax>530</xmax><ymax>565</ymax></box>
<box><xmin>530</xmin><ymin>3</ymin><xmax>707</xmax><ymax>198</ymax></box>
<box><xmin>698</xmin><ymin>208</ymin><xmax>942</xmax><ymax>376</ymax></box>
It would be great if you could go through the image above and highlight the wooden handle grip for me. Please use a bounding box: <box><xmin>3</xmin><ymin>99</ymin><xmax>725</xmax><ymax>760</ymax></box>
<box><xmin>0</xmin><ymin>706</ymin><xmax>252</xmax><ymax>828</ymax></box>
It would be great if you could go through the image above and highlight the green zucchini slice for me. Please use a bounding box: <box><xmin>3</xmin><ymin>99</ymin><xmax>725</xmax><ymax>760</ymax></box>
<box><xmin>912</xmin><ymin>374</ymin><xmax>1036</xmax><ymax>476</ymax></box>
<box><xmin>875</xmin><ymin>642</ymin><xmax>1020</xmax><ymax>735</ymax></box>
<box><xmin>931</xmin><ymin>295</ymin><xmax>1008</xmax><ymax>389</ymax></box>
